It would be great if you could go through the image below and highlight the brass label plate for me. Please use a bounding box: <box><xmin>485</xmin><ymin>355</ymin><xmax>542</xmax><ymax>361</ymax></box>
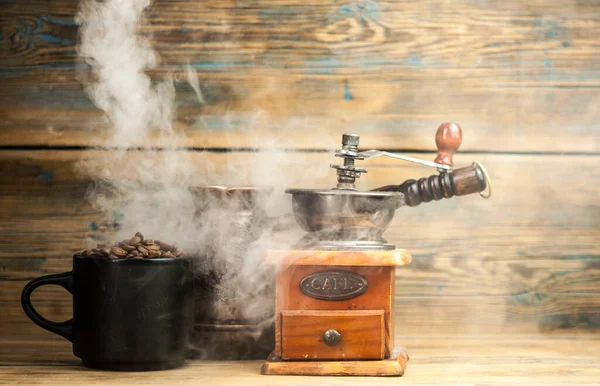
<box><xmin>299</xmin><ymin>270</ymin><xmax>368</xmax><ymax>300</ymax></box>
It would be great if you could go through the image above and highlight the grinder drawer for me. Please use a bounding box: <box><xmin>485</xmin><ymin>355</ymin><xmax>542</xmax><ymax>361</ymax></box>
<box><xmin>280</xmin><ymin>310</ymin><xmax>385</xmax><ymax>360</ymax></box>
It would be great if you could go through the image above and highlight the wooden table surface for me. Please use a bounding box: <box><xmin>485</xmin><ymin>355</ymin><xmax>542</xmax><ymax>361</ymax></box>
<box><xmin>1</xmin><ymin>334</ymin><xmax>599</xmax><ymax>385</ymax></box>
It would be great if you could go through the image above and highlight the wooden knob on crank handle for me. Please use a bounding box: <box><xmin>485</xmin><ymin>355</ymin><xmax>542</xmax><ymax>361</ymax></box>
<box><xmin>434</xmin><ymin>122</ymin><xmax>462</xmax><ymax>167</ymax></box>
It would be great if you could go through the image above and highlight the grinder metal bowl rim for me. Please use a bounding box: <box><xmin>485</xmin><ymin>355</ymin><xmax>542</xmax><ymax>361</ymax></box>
<box><xmin>285</xmin><ymin>189</ymin><xmax>404</xmax><ymax>198</ymax></box>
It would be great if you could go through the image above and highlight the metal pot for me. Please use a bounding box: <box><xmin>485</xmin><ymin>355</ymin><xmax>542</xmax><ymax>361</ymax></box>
<box><xmin>189</xmin><ymin>186</ymin><xmax>275</xmax><ymax>360</ymax></box>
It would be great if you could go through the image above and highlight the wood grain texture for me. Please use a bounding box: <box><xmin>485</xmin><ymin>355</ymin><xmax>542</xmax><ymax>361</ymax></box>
<box><xmin>275</xmin><ymin>266</ymin><xmax>394</xmax><ymax>356</ymax></box>
<box><xmin>266</xmin><ymin>249</ymin><xmax>411</xmax><ymax>266</ymax></box>
<box><xmin>0</xmin><ymin>150</ymin><xmax>599</xmax><ymax>341</ymax></box>
<box><xmin>1</xmin><ymin>0</ymin><xmax>600</xmax><ymax>150</ymax></box>
<box><xmin>1</xmin><ymin>336</ymin><xmax>599</xmax><ymax>384</ymax></box>
<box><xmin>262</xmin><ymin>347</ymin><xmax>406</xmax><ymax>376</ymax></box>
<box><xmin>280</xmin><ymin>310</ymin><xmax>385</xmax><ymax>360</ymax></box>
<box><xmin>3</xmin><ymin>0</ymin><xmax>600</xmax><ymax>75</ymax></box>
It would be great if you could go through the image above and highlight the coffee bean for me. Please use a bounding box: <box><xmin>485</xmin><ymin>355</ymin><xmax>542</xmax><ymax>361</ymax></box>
<box><xmin>119</xmin><ymin>242</ymin><xmax>136</xmax><ymax>252</ymax></box>
<box><xmin>129</xmin><ymin>236</ymin><xmax>141</xmax><ymax>245</ymax></box>
<box><xmin>156</xmin><ymin>241</ymin><xmax>175</xmax><ymax>252</ymax></box>
<box><xmin>79</xmin><ymin>232</ymin><xmax>185</xmax><ymax>260</ymax></box>
<box><xmin>110</xmin><ymin>247</ymin><xmax>127</xmax><ymax>257</ymax></box>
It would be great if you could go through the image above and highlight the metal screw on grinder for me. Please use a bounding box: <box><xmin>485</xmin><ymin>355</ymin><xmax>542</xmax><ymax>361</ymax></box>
<box><xmin>331</xmin><ymin>133</ymin><xmax>367</xmax><ymax>190</ymax></box>
<box><xmin>342</xmin><ymin>133</ymin><xmax>360</xmax><ymax>147</ymax></box>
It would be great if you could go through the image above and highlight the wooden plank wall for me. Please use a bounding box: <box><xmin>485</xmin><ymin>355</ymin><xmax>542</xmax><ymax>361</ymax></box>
<box><xmin>1</xmin><ymin>0</ymin><xmax>599</xmax><ymax>350</ymax></box>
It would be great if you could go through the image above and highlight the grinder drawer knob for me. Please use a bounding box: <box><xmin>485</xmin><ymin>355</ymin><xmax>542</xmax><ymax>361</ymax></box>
<box><xmin>323</xmin><ymin>329</ymin><xmax>341</xmax><ymax>347</ymax></box>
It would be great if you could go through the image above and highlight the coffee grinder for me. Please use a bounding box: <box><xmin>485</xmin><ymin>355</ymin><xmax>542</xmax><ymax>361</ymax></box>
<box><xmin>261</xmin><ymin>123</ymin><xmax>491</xmax><ymax>376</ymax></box>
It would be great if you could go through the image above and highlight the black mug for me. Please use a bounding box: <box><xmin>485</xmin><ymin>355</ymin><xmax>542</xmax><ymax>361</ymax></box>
<box><xmin>22</xmin><ymin>255</ymin><xmax>194</xmax><ymax>371</ymax></box>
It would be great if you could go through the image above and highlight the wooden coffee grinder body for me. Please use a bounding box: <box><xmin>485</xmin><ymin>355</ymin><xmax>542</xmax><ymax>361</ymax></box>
<box><xmin>261</xmin><ymin>250</ymin><xmax>411</xmax><ymax>376</ymax></box>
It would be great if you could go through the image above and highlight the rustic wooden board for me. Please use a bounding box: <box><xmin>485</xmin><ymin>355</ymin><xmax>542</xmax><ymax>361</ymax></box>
<box><xmin>3</xmin><ymin>0</ymin><xmax>600</xmax><ymax>73</ymax></box>
<box><xmin>0</xmin><ymin>150</ymin><xmax>598</xmax><ymax>341</ymax></box>
<box><xmin>4</xmin><ymin>279</ymin><xmax>598</xmax><ymax>343</ymax></box>
<box><xmin>0</xmin><ymin>336</ymin><xmax>599</xmax><ymax>384</ymax></box>
<box><xmin>1</xmin><ymin>151</ymin><xmax>599</xmax><ymax>261</ymax></box>
<box><xmin>1</xmin><ymin>0</ymin><xmax>600</xmax><ymax>150</ymax></box>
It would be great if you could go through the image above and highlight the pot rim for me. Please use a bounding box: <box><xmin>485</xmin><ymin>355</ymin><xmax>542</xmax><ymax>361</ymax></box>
<box><xmin>73</xmin><ymin>254</ymin><xmax>191</xmax><ymax>263</ymax></box>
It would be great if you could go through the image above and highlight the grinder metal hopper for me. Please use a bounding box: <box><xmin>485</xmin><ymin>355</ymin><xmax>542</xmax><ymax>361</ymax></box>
<box><xmin>287</xmin><ymin>122</ymin><xmax>492</xmax><ymax>251</ymax></box>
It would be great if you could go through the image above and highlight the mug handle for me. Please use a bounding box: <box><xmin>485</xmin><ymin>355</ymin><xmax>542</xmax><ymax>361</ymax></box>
<box><xmin>21</xmin><ymin>272</ymin><xmax>73</xmax><ymax>342</ymax></box>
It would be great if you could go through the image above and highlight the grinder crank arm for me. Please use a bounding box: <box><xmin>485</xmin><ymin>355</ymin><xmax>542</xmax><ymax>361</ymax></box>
<box><xmin>358</xmin><ymin>150</ymin><xmax>453</xmax><ymax>172</ymax></box>
<box><xmin>358</xmin><ymin>122</ymin><xmax>464</xmax><ymax>172</ymax></box>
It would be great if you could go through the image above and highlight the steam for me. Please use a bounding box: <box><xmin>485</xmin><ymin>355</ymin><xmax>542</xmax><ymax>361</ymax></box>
<box><xmin>76</xmin><ymin>0</ymin><xmax>197</xmax><ymax>251</ymax></box>
<box><xmin>186</xmin><ymin>62</ymin><xmax>205</xmax><ymax>105</ymax></box>
<box><xmin>77</xmin><ymin>0</ymin><xmax>176</xmax><ymax>146</ymax></box>
<box><xmin>75</xmin><ymin>0</ymin><xmax>331</xmax><ymax>358</ymax></box>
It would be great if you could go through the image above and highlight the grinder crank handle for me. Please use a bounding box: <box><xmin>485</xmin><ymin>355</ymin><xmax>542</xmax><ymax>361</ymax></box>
<box><xmin>433</xmin><ymin>122</ymin><xmax>462</xmax><ymax>169</ymax></box>
<box><xmin>373</xmin><ymin>162</ymin><xmax>492</xmax><ymax>207</ymax></box>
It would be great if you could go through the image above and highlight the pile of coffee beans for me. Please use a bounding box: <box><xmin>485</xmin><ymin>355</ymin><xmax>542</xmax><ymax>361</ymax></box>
<box><xmin>80</xmin><ymin>232</ymin><xmax>187</xmax><ymax>259</ymax></box>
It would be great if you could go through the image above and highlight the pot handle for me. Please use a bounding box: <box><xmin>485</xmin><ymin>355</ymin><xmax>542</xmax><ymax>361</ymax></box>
<box><xmin>373</xmin><ymin>162</ymin><xmax>492</xmax><ymax>207</ymax></box>
<box><xmin>21</xmin><ymin>272</ymin><xmax>74</xmax><ymax>342</ymax></box>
